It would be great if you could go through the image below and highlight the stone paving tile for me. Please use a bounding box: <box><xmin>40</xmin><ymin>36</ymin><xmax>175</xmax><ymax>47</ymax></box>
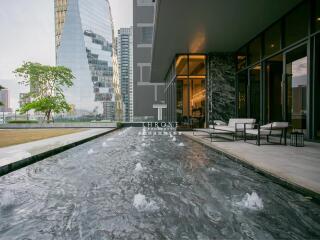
<box><xmin>184</xmin><ymin>131</ymin><xmax>320</xmax><ymax>195</ymax></box>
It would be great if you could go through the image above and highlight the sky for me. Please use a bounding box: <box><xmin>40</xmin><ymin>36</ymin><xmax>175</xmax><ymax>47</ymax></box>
<box><xmin>0</xmin><ymin>0</ymin><xmax>132</xmax><ymax>110</ymax></box>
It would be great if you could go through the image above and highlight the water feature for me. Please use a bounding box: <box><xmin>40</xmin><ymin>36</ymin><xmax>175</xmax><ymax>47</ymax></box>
<box><xmin>0</xmin><ymin>127</ymin><xmax>319</xmax><ymax>239</ymax></box>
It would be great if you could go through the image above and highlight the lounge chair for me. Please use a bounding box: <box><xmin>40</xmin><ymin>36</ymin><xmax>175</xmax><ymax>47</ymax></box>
<box><xmin>213</xmin><ymin>118</ymin><xmax>256</xmax><ymax>140</ymax></box>
<box><xmin>244</xmin><ymin>122</ymin><xmax>288</xmax><ymax>146</ymax></box>
<box><xmin>193</xmin><ymin>124</ymin><xmax>234</xmax><ymax>142</ymax></box>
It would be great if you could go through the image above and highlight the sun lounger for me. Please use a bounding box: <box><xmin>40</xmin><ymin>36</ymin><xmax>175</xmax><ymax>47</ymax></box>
<box><xmin>244</xmin><ymin>122</ymin><xmax>288</xmax><ymax>146</ymax></box>
<box><xmin>213</xmin><ymin>118</ymin><xmax>256</xmax><ymax>140</ymax></box>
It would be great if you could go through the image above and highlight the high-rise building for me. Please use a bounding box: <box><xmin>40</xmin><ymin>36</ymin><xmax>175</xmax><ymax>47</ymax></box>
<box><xmin>55</xmin><ymin>0</ymin><xmax>122</xmax><ymax>120</ymax></box>
<box><xmin>150</xmin><ymin>0</ymin><xmax>320</xmax><ymax>140</ymax></box>
<box><xmin>117</xmin><ymin>27</ymin><xmax>133</xmax><ymax>122</ymax></box>
<box><xmin>0</xmin><ymin>88</ymin><xmax>11</xmax><ymax>112</ymax></box>
<box><xmin>133</xmin><ymin>0</ymin><xmax>165</xmax><ymax>121</ymax></box>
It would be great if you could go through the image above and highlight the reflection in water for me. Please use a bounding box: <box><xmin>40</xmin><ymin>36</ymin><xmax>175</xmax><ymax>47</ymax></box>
<box><xmin>0</xmin><ymin>128</ymin><xmax>319</xmax><ymax>239</ymax></box>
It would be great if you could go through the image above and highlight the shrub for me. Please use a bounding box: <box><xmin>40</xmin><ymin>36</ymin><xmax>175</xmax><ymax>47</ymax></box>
<box><xmin>116</xmin><ymin>122</ymin><xmax>124</xmax><ymax>128</ymax></box>
<box><xmin>8</xmin><ymin>120</ymin><xmax>38</xmax><ymax>124</ymax></box>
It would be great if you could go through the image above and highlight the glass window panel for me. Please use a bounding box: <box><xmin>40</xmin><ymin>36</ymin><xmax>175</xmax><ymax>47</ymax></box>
<box><xmin>188</xmin><ymin>55</ymin><xmax>206</xmax><ymax>76</ymax></box>
<box><xmin>175</xmin><ymin>55</ymin><xmax>188</xmax><ymax>75</ymax></box>
<box><xmin>285</xmin><ymin>46</ymin><xmax>308</xmax><ymax>131</ymax></box>
<box><xmin>176</xmin><ymin>77</ymin><xmax>189</xmax><ymax>126</ymax></box>
<box><xmin>313</xmin><ymin>0</ymin><xmax>320</xmax><ymax>32</ymax></box>
<box><xmin>237</xmin><ymin>71</ymin><xmax>248</xmax><ymax>117</ymax></box>
<box><xmin>237</xmin><ymin>47</ymin><xmax>247</xmax><ymax>71</ymax></box>
<box><xmin>141</xmin><ymin>27</ymin><xmax>153</xmax><ymax>44</ymax></box>
<box><xmin>284</xmin><ymin>2</ymin><xmax>308</xmax><ymax>47</ymax></box>
<box><xmin>265</xmin><ymin>54</ymin><xmax>283</xmax><ymax>122</ymax></box>
<box><xmin>264</xmin><ymin>22</ymin><xmax>281</xmax><ymax>57</ymax></box>
<box><xmin>249</xmin><ymin>65</ymin><xmax>261</xmax><ymax>123</ymax></box>
<box><xmin>248</xmin><ymin>37</ymin><xmax>261</xmax><ymax>65</ymax></box>
<box><xmin>315</xmin><ymin>36</ymin><xmax>320</xmax><ymax>139</ymax></box>
<box><xmin>190</xmin><ymin>77</ymin><xmax>206</xmax><ymax>128</ymax></box>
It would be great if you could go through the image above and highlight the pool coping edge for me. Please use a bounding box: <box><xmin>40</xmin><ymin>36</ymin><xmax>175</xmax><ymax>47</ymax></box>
<box><xmin>0</xmin><ymin>128</ymin><xmax>119</xmax><ymax>177</ymax></box>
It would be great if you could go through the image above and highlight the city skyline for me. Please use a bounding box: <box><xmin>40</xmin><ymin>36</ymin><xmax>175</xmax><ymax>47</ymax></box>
<box><xmin>0</xmin><ymin>0</ymin><xmax>132</xmax><ymax>111</ymax></box>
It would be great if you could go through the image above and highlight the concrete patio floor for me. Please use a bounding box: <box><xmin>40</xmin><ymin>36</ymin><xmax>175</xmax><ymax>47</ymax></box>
<box><xmin>183</xmin><ymin>131</ymin><xmax>320</xmax><ymax>199</ymax></box>
<box><xmin>0</xmin><ymin>128</ymin><xmax>115</xmax><ymax>176</ymax></box>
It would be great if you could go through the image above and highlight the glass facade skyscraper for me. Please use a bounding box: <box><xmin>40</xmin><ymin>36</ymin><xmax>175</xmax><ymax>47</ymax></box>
<box><xmin>117</xmin><ymin>27</ymin><xmax>133</xmax><ymax>122</ymax></box>
<box><xmin>55</xmin><ymin>0</ymin><xmax>121</xmax><ymax>119</ymax></box>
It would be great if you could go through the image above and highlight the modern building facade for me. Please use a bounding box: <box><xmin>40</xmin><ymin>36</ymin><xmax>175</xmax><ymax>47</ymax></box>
<box><xmin>151</xmin><ymin>0</ymin><xmax>320</xmax><ymax>140</ymax></box>
<box><xmin>133</xmin><ymin>0</ymin><xmax>165</xmax><ymax>121</ymax></box>
<box><xmin>55</xmin><ymin>0</ymin><xmax>122</xmax><ymax>120</ymax></box>
<box><xmin>117</xmin><ymin>27</ymin><xmax>133</xmax><ymax>122</ymax></box>
<box><xmin>0</xmin><ymin>88</ymin><xmax>11</xmax><ymax>112</ymax></box>
<box><xmin>19</xmin><ymin>93</ymin><xmax>31</xmax><ymax>109</ymax></box>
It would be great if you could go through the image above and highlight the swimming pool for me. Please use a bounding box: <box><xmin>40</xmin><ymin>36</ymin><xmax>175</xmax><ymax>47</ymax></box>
<box><xmin>0</xmin><ymin>127</ymin><xmax>319</xmax><ymax>239</ymax></box>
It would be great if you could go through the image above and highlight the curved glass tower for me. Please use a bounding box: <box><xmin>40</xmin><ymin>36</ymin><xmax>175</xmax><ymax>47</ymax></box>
<box><xmin>55</xmin><ymin>0</ymin><xmax>121</xmax><ymax>119</ymax></box>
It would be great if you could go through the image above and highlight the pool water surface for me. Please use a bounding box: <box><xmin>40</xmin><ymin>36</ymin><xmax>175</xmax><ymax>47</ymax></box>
<box><xmin>0</xmin><ymin>127</ymin><xmax>319</xmax><ymax>239</ymax></box>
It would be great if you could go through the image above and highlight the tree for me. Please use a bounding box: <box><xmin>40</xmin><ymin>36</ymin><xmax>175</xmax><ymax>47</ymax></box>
<box><xmin>14</xmin><ymin>62</ymin><xmax>74</xmax><ymax>123</ymax></box>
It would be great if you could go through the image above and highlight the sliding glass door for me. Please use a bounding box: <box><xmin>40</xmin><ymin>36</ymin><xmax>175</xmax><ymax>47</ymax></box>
<box><xmin>285</xmin><ymin>45</ymin><xmax>308</xmax><ymax>133</ymax></box>
<box><xmin>315</xmin><ymin>36</ymin><xmax>320</xmax><ymax>139</ymax></box>
<box><xmin>265</xmin><ymin>54</ymin><xmax>283</xmax><ymax>122</ymax></box>
<box><xmin>237</xmin><ymin>71</ymin><xmax>248</xmax><ymax>118</ymax></box>
<box><xmin>249</xmin><ymin>65</ymin><xmax>261</xmax><ymax>123</ymax></box>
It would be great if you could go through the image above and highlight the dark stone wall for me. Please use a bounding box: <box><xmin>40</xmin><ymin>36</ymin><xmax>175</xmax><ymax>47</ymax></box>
<box><xmin>207</xmin><ymin>53</ymin><xmax>236</xmax><ymax>124</ymax></box>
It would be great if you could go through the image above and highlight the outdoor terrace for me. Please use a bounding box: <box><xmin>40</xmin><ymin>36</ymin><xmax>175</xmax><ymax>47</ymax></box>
<box><xmin>184</xmin><ymin>131</ymin><xmax>320</xmax><ymax>199</ymax></box>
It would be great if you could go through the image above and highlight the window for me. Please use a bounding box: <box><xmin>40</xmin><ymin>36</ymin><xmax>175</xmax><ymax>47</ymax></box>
<box><xmin>237</xmin><ymin>47</ymin><xmax>247</xmax><ymax>71</ymax></box>
<box><xmin>285</xmin><ymin>46</ymin><xmax>308</xmax><ymax>131</ymax></box>
<box><xmin>264</xmin><ymin>22</ymin><xmax>281</xmax><ymax>57</ymax></box>
<box><xmin>265</xmin><ymin>54</ymin><xmax>283</xmax><ymax>122</ymax></box>
<box><xmin>315</xmin><ymin>35</ymin><xmax>320</xmax><ymax>139</ymax></box>
<box><xmin>284</xmin><ymin>2</ymin><xmax>308</xmax><ymax>47</ymax></box>
<box><xmin>249</xmin><ymin>65</ymin><xmax>261</xmax><ymax>123</ymax></box>
<box><xmin>248</xmin><ymin>37</ymin><xmax>261</xmax><ymax>65</ymax></box>
<box><xmin>313</xmin><ymin>0</ymin><xmax>320</xmax><ymax>32</ymax></box>
<box><xmin>175</xmin><ymin>55</ymin><xmax>188</xmax><ymax>75</ymax></box>
<box><xmin>237</xmin><ymin>71</ymin><xmax>248</xmax><ymax>118</ymax></box>
<box><xmin>141</xmin><ymin>27</ymin><xmax>153</xmax><ymax>44</ymax></box>
<box><xmin>189</xmin><ymin>55</ymin><xmax>206</xmax><ymax>76</ymax></box>
<box><xmin>137</xmin><ymin>0</ymin><xmax>155</xmax><ymax>7</ymax></box>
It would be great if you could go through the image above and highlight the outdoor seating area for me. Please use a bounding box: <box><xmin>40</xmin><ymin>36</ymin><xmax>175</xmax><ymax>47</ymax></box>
<box><xmin>244</xmin><ymin>122</ymin><xmax>288</xmax><ymax>146</ymax></box>
<box><xmin>193</xmin><ymin>118</ymin><xmax>290</xmax><ymax>146</ymax></box>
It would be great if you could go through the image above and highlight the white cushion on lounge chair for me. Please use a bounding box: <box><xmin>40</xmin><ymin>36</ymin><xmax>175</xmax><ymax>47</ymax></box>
<box><xmin>246</xmin><ymin>129</ymin><xmax>282</xmax><ymax>136</ymax></box>
<box><xmin>214</xmin><ymin>125</ymin><xmax>235</xmax><ymax>132</ymax></box>
<box><xmin>261</xmin><ymin>122</ymin><xmax>288</xmax><ymax>129</ymax></box>
<box><xmin>214</xmin><ymin>120</ymin><xmax>227</xmax><ymax>126</ymax></box>
<box><xmin>228</xmin><ymin>118</ymin><xmax>255</xmax><ymax>129</ymax></box>
<box><xmin>245</xmin><ymin>129</ymin><xmax>270</xmax><ymax>136</ymax></box>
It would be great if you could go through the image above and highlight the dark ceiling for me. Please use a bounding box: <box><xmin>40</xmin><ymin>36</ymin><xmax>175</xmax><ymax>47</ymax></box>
<box><xmin>150</xmin><ymin>0</ymin><xmax>302</xmax><ymax>82</ymax></box>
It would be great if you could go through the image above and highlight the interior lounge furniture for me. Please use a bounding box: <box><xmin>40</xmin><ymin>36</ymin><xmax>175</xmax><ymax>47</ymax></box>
<box><xmin>244</xmin><ymin>122</ymin><xmax>289</xmax><ymax>146</ymax></box>
<box><xmin>213</xmin><ymin>118</ymin><xmax>256</xmax><ymax>140</ymax></box>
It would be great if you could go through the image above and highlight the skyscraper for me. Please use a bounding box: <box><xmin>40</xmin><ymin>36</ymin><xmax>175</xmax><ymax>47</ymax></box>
<box><xmin>55</xmin><ymin>0</ymin><xmax>122</xmax><ymax>120</ymax></box>
<box><xmin>133</xmin><ymin>0</ymin><xmax>165</xmax><ymax>121</ymax></box>
<box><xmin>117</xmin><ymin>27</ymin><xmax>133</xmax><ymax>122</ymax></box>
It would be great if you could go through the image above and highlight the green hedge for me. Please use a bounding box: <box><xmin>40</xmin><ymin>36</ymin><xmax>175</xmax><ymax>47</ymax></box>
<box><xmin>116</xmin><ymin>122</ymin><xmax>124</xmax><ymax>128</ymax></box>
<box><xmin>8</xmin><ymin>120</ymin><xmax>38</xmax><ymax>124</ymax></box>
